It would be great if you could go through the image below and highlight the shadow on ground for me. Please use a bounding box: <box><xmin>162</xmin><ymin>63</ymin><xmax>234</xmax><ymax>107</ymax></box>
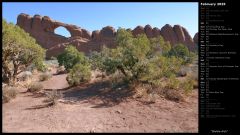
<box><xmin>61</xmin><ymin>81</ymin><xmax>134</xmax><ymax>108</ymax></box>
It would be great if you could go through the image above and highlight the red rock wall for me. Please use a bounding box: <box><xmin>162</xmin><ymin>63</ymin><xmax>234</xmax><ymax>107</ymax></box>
<box><xmin>17</xmin><ymin>13</ymin><xmax>197</xmax><ymax>58</ymax></box>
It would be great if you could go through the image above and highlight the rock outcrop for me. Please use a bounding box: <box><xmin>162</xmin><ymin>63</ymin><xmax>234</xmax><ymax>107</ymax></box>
<box><xmin>99</xmin><ymin>26</ymin><xmax>116</xmax><ymax>40</ymax></box>
<box><xmin>17</xmin><ymin>13</ymin><xmax>197</xmax><ymax>58</ymax></box>
<box><xmin>144</xmin><ymin>24</ymin><xmax>154</xmax><ymax>38</ymax></box>
<box><xmin>161</xmin><ymin>24</ymin><xmax>178</xmax><ymax>46</ymax></box>
<box><xmin>152</xmin><ymin>27</ymin><xmax>161</xmax><ymax>37</ymax></box>
<box><xmin>92</xmin><ymin>30</ymin><xmax>100</xmax><ymax>41</ymax></box>
<box><xmin>193</xmin><ymin>32</ymin><xmax>198</xmax><ymax>45</ymax></box>
<box><xmin>132</xmin><ymin>26</ymin><xmax>145</xmax><ymax>37</ymax></box>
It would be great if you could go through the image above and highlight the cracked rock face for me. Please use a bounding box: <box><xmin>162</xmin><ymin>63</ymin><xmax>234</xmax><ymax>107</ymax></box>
<box><xmin>17</xmin><ymin>13</ymin><xmax>197</xmax><ymax>58</ymax></box>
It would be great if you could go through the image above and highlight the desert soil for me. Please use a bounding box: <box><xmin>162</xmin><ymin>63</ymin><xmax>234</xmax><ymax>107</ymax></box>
<box><xmin>3</xmin><ymin>69</ymin><xmax>198</xmax><ymax>133</ymax></box>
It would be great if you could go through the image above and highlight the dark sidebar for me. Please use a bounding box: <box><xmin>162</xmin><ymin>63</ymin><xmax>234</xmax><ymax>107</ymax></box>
<box><xmin>199</xmin><ymin>0</ymin><xmax>239</xmax><ymax>134</ymax></box>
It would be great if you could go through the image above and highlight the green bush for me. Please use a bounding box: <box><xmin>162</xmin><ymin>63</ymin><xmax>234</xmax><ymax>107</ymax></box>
<box><xmin>181</xmin><ymin>78</ymin><xmax>194</xmax><ymax>95</ymax></box>
<box><xmin>39</xmin><ymin>72</ymin><xmax>52</xmax><ymax>81</ymax></box>
<box><xmin>66</xmin><ymin>63</ymin><xmax>91</xmax><ymax>86</ymax></box>
<box><xmin>91</xmin><ymin>29</ymin><xmax>184</xmax><ymax>87</ymax></box>
<box><xmin>2</xmin><ymin>87</ymin><xmax>18</xmax><ymax>103</ymax></box>
<box><xmin>164</xmin><ymin>75</ymin><xmax>180</xmax><ymax>90</ymax></box>
<box><xmin>168</xmin><ymin>44</ymin><xmax>196</xmax><ymax>65</ymax></box>
<box><xmin>28</xmin><ymin>82</ymin><xmax>43</xmax><ymax>93</ymax></box>
<box><xmin>168</xmin><ymin>44</ymin><xmax>189</xmax><ymax>58</ymax></box>
<box><xmin>149</xmin><ymin>36</ymin><xmax>171</xmax><ymax>56</ymax></box>
<box><xmin>57</xmin><ymin>45</ymin><xmax>88</xmax><ymax>71</ymax></box>
<box><xmin>90</xmin><ymin>28</ymin><xmax>197</xmax><ymax>101</ymax></box>
<box><xmin>2</xmin><ymin>19</ymin><xmax>46</xmax><ymax>85</ymax></box>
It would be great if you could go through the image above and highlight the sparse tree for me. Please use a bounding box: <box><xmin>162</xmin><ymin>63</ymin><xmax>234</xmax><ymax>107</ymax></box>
<box><xmin>2</xmin><ymin>19</ymin><xmax>46</xmax><ymax>85</ymax></box>
<box><xmin>57</xmin><ymin>45</ymin><xmax>89</xmax><ymax>71</ymax></box>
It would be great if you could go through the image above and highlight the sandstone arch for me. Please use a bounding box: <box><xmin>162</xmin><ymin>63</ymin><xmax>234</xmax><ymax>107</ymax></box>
<box><xmin>17</xmin><ymin>13</ymin><xmax>197</xmax><ymax>58</ymax></box>
<box><xmin>54</xmin><ymin>26</ymin><xmax>72</xmax><ymax>37</ymax></box>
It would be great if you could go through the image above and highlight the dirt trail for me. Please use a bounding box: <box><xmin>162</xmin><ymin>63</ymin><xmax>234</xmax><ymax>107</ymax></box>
<box><xmin>3</xmin><ymin>71</ymin><xmax>198</xmax><ymax>133</ymax></box>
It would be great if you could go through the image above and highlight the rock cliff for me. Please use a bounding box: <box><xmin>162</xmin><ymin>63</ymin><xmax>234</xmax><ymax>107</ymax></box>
<box><xmin>17</xmin><ymin>13</ymin><xmax>197</xmax><ymax>58</ymax></box>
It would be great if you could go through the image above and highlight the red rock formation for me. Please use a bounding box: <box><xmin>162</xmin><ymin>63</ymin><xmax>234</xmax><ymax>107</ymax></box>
<box><xmin>193</xmin><ymin>32</ymin><xmax>198</xmax><ymax>45</ymax></box>
<box><xmin>161</xmin><ymin>24</ymin><xmax>178</xmax><ymax>46</ymax></box>
<box><xmin>132</xmin><ymin>26</ymin><xmax>145</xmax><ymax>37</ymax></box>
<box><xmin>100</xmin><ymin>26</ymin><xmax>116</xmax><ymax>39</ymax></box>
<box><xmin>144</xmin><ymin>24</ymin><xmax>154</xmax><ymax>38</ymax></box>
<box><xmin>92</xmin><ymin>30</ymin><xmax>100</xmax><ymax>41</ymax></box>
<box><xmin>152</xmin><ymin>27</ymin><xmax>161</xmax><ymax>37</ymax></box>
<box><xmin>17</xmin><ymin>13</ymin><xmax>32</xmax><ymax>33</ymax></box>
<box><xmin>182</xmin><ymin>27</ymin><xmax>195</xmax><ymax>51</ymax></box>
<box><xmin>173</xmin><ymin>25</ymin><xmax>185</xmax><ymax>42</ymax></box>
<box><xmin>16</xmin><ymin>13</ymin><xmax>197</xmax><ymax>58</ymax></box>
<box><xmin>81</xmin><ymin>29</ymin><xmax>91</xmax><ymax>40</ymax></box>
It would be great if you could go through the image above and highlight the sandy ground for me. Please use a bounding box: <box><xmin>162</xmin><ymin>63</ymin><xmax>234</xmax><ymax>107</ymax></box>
<box><xmin>3</xmin><ymin>69</ymin><xmax>198</xmax><ymax>133</ymax></box>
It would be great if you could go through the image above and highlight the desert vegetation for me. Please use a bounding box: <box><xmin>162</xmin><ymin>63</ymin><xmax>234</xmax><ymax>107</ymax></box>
<box><xmin>2</xmin><ymin>19</ymin><xmax>198</xmax><ymax>132</ymax></box>
<box><xmin>2</xmin><ymin>20</ymin><xmax>46</xmax><ymax>86</ymax></box>
<box><xmin>2</xmin><ymin>19</ymin><xmax>197</xmax><ymax>103</ymax></box>
<box><xmin>87</xmin><ymin>28</ymin><xmax>197</xmax><ymax>101</ymax></box>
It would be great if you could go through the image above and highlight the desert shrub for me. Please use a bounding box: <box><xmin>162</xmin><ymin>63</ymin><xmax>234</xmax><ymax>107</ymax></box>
<box><xmin>2</xmin><ymin>19</ymin><xmax>46</xmax><ymax>85</ymax></box>
<box><xmin>57</xmin><ymin>45</ymin><xmax>89</xmax><ymax>71</ymax></box>
<box><xmin>108</xmin><ymin>71</ymin><xmax>127</xmax><ymax>89</ymax></box>
<box><xmin>18</xmin><ymin>71</ymin><xmax>33</xmax><ymax>81</ymax></box>
<box><xmin>168</xmin><ymin>44</ymin><xmax>189</xmax><ymax>58</ymax></box>
<box><xmin>28</xmin><ymin>82</ymin><xmax>43</xmax><ymax>93</ymax></box>
<box><xmin>163</xmin><ymin>89</ymin><xmax>184</xmax><ymax>102</ymax></box>
<box><xmin>185</xmin><ymin>52</ymin><xmax>196</xmax><ymax>64</ymax></box>
<box><xmin>39</xmin><ymin>72</ymin><xmax>52</xmax><ymax>81</ymax></box>
<box><xmin>66</xmin><ymin>63</ymin><xmax>91</xmax><ymax>86</ymax></box>
<box><xmin>90</xmin><ymin>28</ymin><xmax>196</xmax><ymax>101</ymax></box>
<box><xmin>44</xmin><ymin>90</ymin><xmax>62</xmax><ymax>106</ymax></box>
<box><xmin>181</xmin><ymin>78</ymin><xmax>194</xmax><ymax>95</ymax></box>
<box><xmin>167</xmin><ymin>43</ymin><xmax>196</xmax><ymax>65</ymax></box>
<box><xmin>56</xmin><ymin>66</ymin><xmax>66</xmax><ymax>74</ymax></box>
<box><xmin>164</xmin><ymin>75</ymin><xmax>180</xmax><ymax>90</ymax></box>
<box><xmin>2</xmin><ymin>87</ymin><xmax>18</xmax><ymax>103</ymax></box>
<box><xmin>91</xmin><ymin>29</ymin><xmax>181</xmax><ymax>85</ymax></box>
<box><xmin>189</xmin><ymin>72</ymin><xmax>198</xmax><ymax>89</ymax></box>
<box><xmin>149</xmin><ymin>36</ymin><xmax>171</xmax><ymax>56</ymax></box>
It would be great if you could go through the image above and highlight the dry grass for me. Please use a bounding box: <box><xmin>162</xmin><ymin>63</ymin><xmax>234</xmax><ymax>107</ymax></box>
<box><xmin>39</xmin><ymin>72</ymin><xmax>52</xmax><ymax>81</ymax></box>
<box><xmin>163</xmin><ymin>89</ymin><xmax>184</xmax><ymax>102</ymax></box>
<box><xmin>2</xmin><ymin>87</ymin><xmax>18</xmax><ymax>103</ymax></box>
<box><xmin>28</xmin><ymin>82</ymin><xmax>43</xmax><ymax>93</ymax></box>
<box><xmin>43</xmin><ymin>90</ymin><xmax>62</xmax><ymax>106</ymax></box>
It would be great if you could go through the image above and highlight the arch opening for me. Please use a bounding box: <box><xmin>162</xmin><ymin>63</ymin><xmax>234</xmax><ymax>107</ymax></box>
<box><xmin>54</xmin><ymin>26</ymin><xmax>71</xmax><ymax>38</ymax></box>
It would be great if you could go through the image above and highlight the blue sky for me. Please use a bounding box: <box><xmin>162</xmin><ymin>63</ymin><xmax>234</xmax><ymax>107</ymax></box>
<box><xmin>3</xmin><ymin>2</ymin><xmax>198</xmax><ymax>37</ymax></box>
